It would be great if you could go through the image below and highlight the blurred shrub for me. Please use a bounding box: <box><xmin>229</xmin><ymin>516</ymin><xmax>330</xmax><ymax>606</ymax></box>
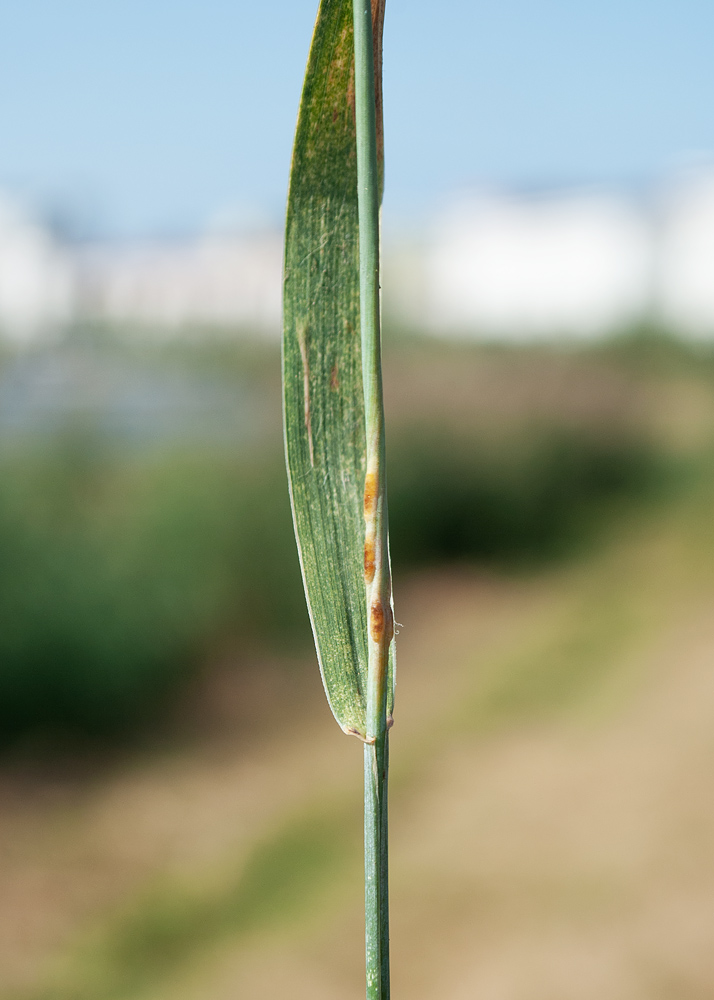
<box><xmin>0</xmin><ymin>433</ymin><xmax>306</xmax><ymax>742</ymax></box>
<box><xmin>0</xmin><ymin>422</ymin><xmax>664</xmax><ymax>744</ymax></box>
<box><xmin>388</xmin><ymin>428</ymin><xmax>663</xmax><ymax>566</ymax></box>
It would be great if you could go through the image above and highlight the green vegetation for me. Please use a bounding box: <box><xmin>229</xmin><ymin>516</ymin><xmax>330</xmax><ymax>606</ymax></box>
<box><xmin>0</xmin><ymin>436</ymin><xmax>305</xmax><ymax>742</ymax></box>
<box><xmin>389</xmin><ymin>427</ymin><xmax>664</xmax><ymax>566</ymax></box>
<box><xmin>0</xmin><ymin>334</ymin><xmax>679</xmax><ymax>746</ymax></box>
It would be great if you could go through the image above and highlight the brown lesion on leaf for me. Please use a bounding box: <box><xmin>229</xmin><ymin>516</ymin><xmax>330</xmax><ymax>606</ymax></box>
<box><xmin>370</xmin><ymin>599</ymin><xmax>393</xmax><ymax>643</ymax></box>
<box><xmin>364</xmin><ymin>537</ymin><xmax>376</xmax><ymax>584</ymax></box>
<box><xmin>330</xmin><ymin>363</ymin><xmax>340</xmax><ymax>390</ymax></box>
<box><xmin>363</xmin><ymin>470</ymin><xmax>379</xmax><ymax>585</ymax></box>
<box><xmin>364</xmin><ymin>471</ymin><xmax>378</xmax><ymax>519</ymax></box>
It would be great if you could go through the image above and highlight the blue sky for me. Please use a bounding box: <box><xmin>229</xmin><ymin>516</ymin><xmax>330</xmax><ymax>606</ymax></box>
<box><xmin>1</xmin><ymin>0</ymin><xmax>713</xmax><ymax>237</ymax></box>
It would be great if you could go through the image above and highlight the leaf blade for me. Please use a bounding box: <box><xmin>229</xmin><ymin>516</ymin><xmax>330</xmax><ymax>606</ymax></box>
<box><xmin>283</xmin><ymin>0</ymin><xmax>369</xmax><ymax>737</ymax></box>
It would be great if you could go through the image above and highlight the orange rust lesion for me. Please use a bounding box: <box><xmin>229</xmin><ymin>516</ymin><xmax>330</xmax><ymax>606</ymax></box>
<box><xmin>364</xmin><ymin>537</ymin><xmax>376</xmax><ymax>584</ymax></box>
<box><xmin>370</xmin><ymin>600</ymin><xmax>393</xmax><ymax>644</ymax></box>
<box><xmin>363</xmin><ymin>471</ymin><xmax>378</xmax><ymax>519</ymax></box>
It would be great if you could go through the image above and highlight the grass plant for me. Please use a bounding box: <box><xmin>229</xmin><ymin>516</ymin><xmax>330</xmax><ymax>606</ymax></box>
<box><xmin>282</xmin><ymin>0</ymin><xmax>393</xmax><ymax>995</ymax></box>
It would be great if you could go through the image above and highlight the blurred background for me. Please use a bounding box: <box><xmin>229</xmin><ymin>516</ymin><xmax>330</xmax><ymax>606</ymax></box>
<box><xmin>1</xmin><ymin>1</ymin><xmax>714</xmax><ymax>997</ymax></box>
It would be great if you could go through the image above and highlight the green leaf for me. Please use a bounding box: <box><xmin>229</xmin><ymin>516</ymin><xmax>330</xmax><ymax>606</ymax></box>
<box><xmin>283</xmin><ymin>0</ymin><xmax>391</xmax><ymax>740</ymax></box>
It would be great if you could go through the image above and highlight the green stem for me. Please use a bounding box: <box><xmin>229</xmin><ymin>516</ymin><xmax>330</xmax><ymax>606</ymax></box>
<box><xmin>353</xmin><ymin>0</ymin><xmax>391</xmax><ymax>997</ymax></box>
<box><xmin>364</xmin><ymin>734</ymin><xmax>390</xmax><ymax>1000</ymax></box>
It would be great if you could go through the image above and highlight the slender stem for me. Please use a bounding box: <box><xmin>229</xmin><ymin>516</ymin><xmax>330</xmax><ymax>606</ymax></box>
<box><xmin>364</xmin><ymin>734</ymin><xmax>390</xmax><ymax>1000</ymax></box>
<box><xmin>353</xmin><ymin>1</ymin><xmax>391</xmax><ymax>998</ymax></box>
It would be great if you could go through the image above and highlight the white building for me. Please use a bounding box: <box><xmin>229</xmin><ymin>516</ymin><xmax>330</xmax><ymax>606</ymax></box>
<box><xmin>76</xmin><ymin>231</ymin><xmax>282</xmax><ymax>335</ymax></box>
<box><xmin>0</xmin><ymin>197</ymin><xmax>74</xmax><ymax>343</ymax></box>
<box><xmin>422</xmin><ymin>190</ymin><xmax>653</xmax><ymax>339</ymax></box>
<box><xmin>657</xmin><ymin>173</ymin><xmax>714</xmax><ymax>337</ymax></box>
